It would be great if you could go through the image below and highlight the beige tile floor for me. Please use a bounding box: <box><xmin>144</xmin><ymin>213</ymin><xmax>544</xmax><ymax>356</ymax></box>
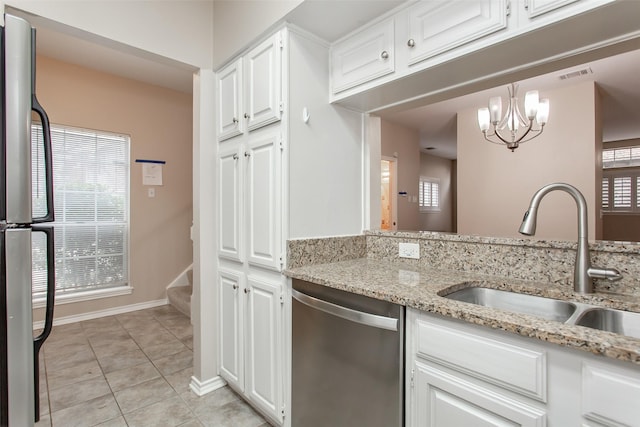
<box><xmin>34</xmin><ymin>305</ymin><xmax>269</xmax><ymax>427</ymax></box>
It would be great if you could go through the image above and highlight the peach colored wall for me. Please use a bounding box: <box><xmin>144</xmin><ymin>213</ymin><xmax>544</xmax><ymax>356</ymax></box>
<box><xmin>457</xmin><ymin>81</ymin><xmax>600</xmax><ymax>241</ymax></box>
<box><xmin>32</xmin><ymin>56</ymin><xmax>193</xmax><ymax>321</ymax></box>
<box><xmin>420</xmin><ymin>153</ymin><xmax>454</xmax><ymax>232</ymax></box>
<box><xmin>381</xmin><ymin>119</ymin><xmax>421</xmax><ymax>230</ymax></box>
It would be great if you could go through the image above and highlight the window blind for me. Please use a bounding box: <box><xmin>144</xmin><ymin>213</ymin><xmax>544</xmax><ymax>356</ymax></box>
<box><xmin>31</xmin><ymin>124</ymin><xmax>130</xmax><ymax>298</ymax></box>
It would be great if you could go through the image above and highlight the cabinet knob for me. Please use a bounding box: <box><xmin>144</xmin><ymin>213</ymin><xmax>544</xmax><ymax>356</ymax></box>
<box><xmin>244</xmin><ymin>288</ymin><xmax>250</xmax><ymax>294</ymax></box>
<box><xmin>232</xmin><ymin>117</ymin><xmax>238</xmax><ymax>123</ymax></box>
<box><xmin>232</xmin><ymin>153</ymin><xmax>239</xmax><ymax>160</ymax></box>
<box><xmin>232</xmin><ymin>284</ymin><xmax>238</xmax><ymax>290</ymax></box>
<box><xmin>407</xmin><ymin>39</ymin><xmax>415</xmax><ymax>48</ymax></box>
<box><xmin>380</xmin><ymin>50</ymin><xmax>389</xmax><ymax>60</ymax></box>
<box><xmin>244</xmin><ymin>113</ymin><xmax>249</xmax><ymax>119</ymax></box>
<box><xmin>244</xmin><ymin>152</ymin><xmax>251</xmax><ymax>158</ymax></box>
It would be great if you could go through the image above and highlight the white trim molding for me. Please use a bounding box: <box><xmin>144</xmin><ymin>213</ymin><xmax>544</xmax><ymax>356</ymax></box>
<box><xmin>190</xmin><ymin>375</ymin><xmax>227</xmax><ymax>396</ymax></box>
<box><xmin>32</xmin><ymin>285</ymin><xmax>134</xmax><ymax>309</ymax></box>
<box><xmin>32</xmin><ymin>298</ymin><xmax>167</xmax><ymax>330</ymax></box>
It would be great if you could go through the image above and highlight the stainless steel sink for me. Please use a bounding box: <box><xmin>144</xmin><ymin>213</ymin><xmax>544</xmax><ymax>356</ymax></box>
<box><xmin>444</xmin><ymin>287</ymin><xmax>577</xmax><ymax>322</ymax></box>
<box><xmin>575</xmin><ymin>308</ymin><xmax>640</xmax><ymax>339</ymax></box>
<box><xmin>444</xmin><ymin>286</ymin><xmax>640</xmax><ymax>340</ymax></box>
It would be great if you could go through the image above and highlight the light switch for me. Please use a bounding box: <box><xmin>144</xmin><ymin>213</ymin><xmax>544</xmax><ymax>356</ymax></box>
<box><xmin>148</xmin><ymin>188</ymin><xmax>155</xmax><ymax>198</ymax></box>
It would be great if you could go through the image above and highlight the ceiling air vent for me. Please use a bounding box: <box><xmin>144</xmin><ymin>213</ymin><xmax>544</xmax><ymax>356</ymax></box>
<box><xmin>558</xmin><ymin>67</ymin><xmax>593</xmax><ymax>80</ymax></box>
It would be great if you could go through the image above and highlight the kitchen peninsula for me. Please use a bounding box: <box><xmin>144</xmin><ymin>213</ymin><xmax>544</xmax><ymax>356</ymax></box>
<box><xmin>286</xmin><ymin>231</ymin><xmax>640</xmax><ymax>427</ymax></box>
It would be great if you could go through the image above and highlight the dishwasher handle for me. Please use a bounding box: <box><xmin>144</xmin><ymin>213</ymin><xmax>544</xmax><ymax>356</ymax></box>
<box><xmin>292</xmin><ymin>288</ymin><xmax>398</xmax><ymax>331</ymax></box>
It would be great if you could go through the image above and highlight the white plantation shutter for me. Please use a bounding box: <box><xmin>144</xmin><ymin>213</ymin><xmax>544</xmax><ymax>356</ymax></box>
<box><xmin>419</xmin><ymin>177</ymin><xmax>440</xmax><ymax>211</ymax></box>
<box><xmin>613</xmin><ymin>176</ymin><xmax>632</xmax><ymax>208</ymax></box>
<box><xmin>602</xmin><ymin>177</ymin><xmax>609</xmax><ymax>210</ymax></box>
<box><xmin>31</xmin><ymin>123</ymin><xmax>130</xmax><ymax>298</ymax></box>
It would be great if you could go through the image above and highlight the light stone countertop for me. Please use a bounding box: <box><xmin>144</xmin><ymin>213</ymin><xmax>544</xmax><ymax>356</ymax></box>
<box><xmin>284</xmin><ymin>257</ymin><xmax>640</xmax><ymax>365</ymax></box>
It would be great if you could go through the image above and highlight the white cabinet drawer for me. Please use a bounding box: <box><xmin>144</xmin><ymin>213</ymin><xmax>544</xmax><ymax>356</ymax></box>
<box><xmin>582</xmin><ymin>363</ymin><xmax>640</xmax><ymax>426</ymax></box>
<box><xmin>406</xmin><ymin>0</ymin><xmax>509</xmax><ymax>66</ymax></box>
<box><xmin>415</xmin><ymin>317</ymin><xmax>547</xmax><ymax>401</ymax></box>
<box><xmin>331</xmin><ymin>18</ymin><xmax>395</xmax><ymax>93</ymax></box>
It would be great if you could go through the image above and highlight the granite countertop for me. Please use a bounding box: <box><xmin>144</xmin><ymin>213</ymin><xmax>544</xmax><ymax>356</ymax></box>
<box><xmin>284</xmin><ymin>258</ymin><xmax>640</xmax><ymax>365</ymax></box>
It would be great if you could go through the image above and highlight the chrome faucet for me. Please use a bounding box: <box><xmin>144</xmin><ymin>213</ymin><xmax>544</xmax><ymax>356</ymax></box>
<box><xmin>519</xmin><ymin>183</ymin><xmax>622</xmax><ymax>294</ymax></box>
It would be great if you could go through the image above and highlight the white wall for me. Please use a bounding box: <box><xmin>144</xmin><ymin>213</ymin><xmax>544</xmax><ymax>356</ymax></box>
<box><xmin>4</xmin><ymin>0</ymin><xmax>214</xmax><ymax>68</ymax></box>
<box><xmin>457</xmin><ymin>81</ymin><xmax>601</xmax><ymax>241</ymax></box>
<box><xmin>288</xmin><ymin>29</ymin><xmax>363</xmax><ymax>238</ymax></box>
<box><xmin>213</xmin><ymin>0</ymin><xmax>302</xmax><ymax>69</ymax></box>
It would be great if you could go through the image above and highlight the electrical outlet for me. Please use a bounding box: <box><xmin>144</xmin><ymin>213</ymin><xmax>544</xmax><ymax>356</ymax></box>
<box><xmin>399</xmin><ymin>242</ymin><xmax>420</xmax><ymax>259</ymax></box>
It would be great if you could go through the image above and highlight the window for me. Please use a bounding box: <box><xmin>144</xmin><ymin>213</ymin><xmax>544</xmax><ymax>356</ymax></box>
<box><xmin>603</xmin><ymin>146</ymin><xmax>640</xmax><ymax>169</ymax></box>
<box><xmin>602</xmin><ymin>170</ymin><xmax>640</xmax><ymax>213</ymax></box>
<box><xmin>419</xmin><ymin>177</ymin><xmax>440</xmax><ymax>212</ymax></box>
<box><xmin>32</xmin><ymin>124</ymin><xmax>130</xmax><ymax>301</ymax></box>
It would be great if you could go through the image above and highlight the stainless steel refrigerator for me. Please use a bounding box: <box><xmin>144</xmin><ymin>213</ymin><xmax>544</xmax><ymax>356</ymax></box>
<box><xmin>1</xmin><ymin>13</ymin><xmax>55</xmax><ymax>426</ymax></box>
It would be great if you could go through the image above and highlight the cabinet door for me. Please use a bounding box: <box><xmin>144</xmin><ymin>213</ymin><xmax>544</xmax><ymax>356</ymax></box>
<box><xmin>406</xmin><ymin>0</ymin><xmax>508</xmax><ymax>66</ymax></box>
<box><xmin>218</xmin><ymin>143</ymin><xmax>243</xmax><ymax>262</ymax></box>
<box><xmin>412</xmin><ymin>361</ymin><xmax>546</xmax><ymax>427</ymax></box>
<box><xmin>218</xmin><ymin>269</ymin><xmax>244</xmax><ymax>392</ymax></box>
<box><xmin>524</xmin><ymin>0</ymin><xmax>580</xmax><ymax>19</ymax></box>
<box><xmin>245</xmin><ymin>129</ymin><xmax>281</xmax><ymax>271</ymax></box>
<box><xmin>582</xmin><ymin>363</ymin><xmax>640</xmax><ymax>426</ymax></box>
<box><xmin>245</xmin><ymin>32</ymin><xmax>282</xmax><ymax>132</ymax></box>
<box><xmin>331</xmin><ymin>18</ymin><xmax>395</xmax><ymax>93</ymax></box>
<box><xmin>245</xmin><ymin>276</ymin><xmax>283</xmax><ymax>423</ymax></box>
<box><xmin>217</xmin><ymin>58</ymin><xmax>243</xmax><ymax>141</ymax></box>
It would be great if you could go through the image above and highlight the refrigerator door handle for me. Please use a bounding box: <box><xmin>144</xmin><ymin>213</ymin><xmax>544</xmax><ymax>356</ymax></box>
<box><xmin>31</xmin><ymin>225</ymin><xmax>54</xmax><ymax>423</ymax></box>
<box><xmin>32</xmin><ymin>226</ymin><xmax>54</xmax><ymax>348</ymax></box>
<box><xmin>30</xmin><ymin>28</ymin><xmax>54</xmax><ymax>224</ymax></box>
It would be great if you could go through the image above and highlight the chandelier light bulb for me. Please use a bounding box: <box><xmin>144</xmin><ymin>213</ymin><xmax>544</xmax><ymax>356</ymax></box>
<box><xmin>477</xmin><ymin>108</ymin><xmax>490</xmax><ymax>131</ymax></box>
<box><xmin>489</xmin><ymin>96</ymin><xmax>502</xmax><ymax>124</ymax></box>
<box><xmin>524</xmin><ymin>90</ymin><xmax>539</xmax><ymax>119</ymax></box>
<box><xmin>537</xmin><ymin>98</ymin><xmax>549</xmax><ymax>125</ymax></box>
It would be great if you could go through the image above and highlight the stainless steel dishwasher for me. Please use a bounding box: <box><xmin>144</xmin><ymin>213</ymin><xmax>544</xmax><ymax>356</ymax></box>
<box><xmin>292</xmin><ymin>279</ymin><xmax>404</xmax><ymax>427</ymax></box>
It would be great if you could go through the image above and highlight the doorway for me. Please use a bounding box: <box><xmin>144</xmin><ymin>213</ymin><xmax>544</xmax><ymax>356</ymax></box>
<box><xmin>381</xmin><ymin>157</ymin><xmax>397</xmax><ymax>230</ymax></box>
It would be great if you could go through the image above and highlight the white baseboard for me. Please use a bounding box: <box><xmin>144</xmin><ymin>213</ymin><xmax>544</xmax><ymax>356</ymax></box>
<box><xmin>33</xmin><ymin>298</ymin><xmax>168</xmax><ymax>330</ymax></box>
<box><xmin>189</xmin><ymin>375</ymin><xmax>227</xmax><ymax>396</ymax></box>
<box><xmin>167</xmin><ymin>263</ymin><xmax>194</xmax><ymax>289</ymax></box>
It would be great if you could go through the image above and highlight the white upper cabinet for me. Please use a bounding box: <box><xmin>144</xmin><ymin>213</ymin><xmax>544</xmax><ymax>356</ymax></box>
<box><xmin>405</xmin><ymin>0</ymin><xmax>509</xmax><ymax>66</ymax></box>
<box><xmin>331</xmin><ymin>18</ymin><xmax>395</xmax><ymax>93</ymax></box>
<box><xmin>217</xmin><ymin>32</ymin><xmax>282</xmax><ymax>141</ymax></box>
<box><xmin>245</xmin><ymin>33</ymin><xmax>282</xmax><ymax>131</ymax></box>
<box><xmin>217</xmin><ymin>59</ymin><xmax>243</xmax><ymax>141</ymax></box>
<box><xmin>524</xmin><ymin>0</ymin><xmax>580</xmax><ymax>19</ymax></box>
<box><xmin>329</xmin><ymin>0</ymin><xmax>618</xmax><ymax>100</ymax></box>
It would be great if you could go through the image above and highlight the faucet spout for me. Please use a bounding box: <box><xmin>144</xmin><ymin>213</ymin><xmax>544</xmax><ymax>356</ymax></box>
<box><xmin>519</xmin><ymin>183</ymin><xmax>621</xmax><ymax>294</ymax></box>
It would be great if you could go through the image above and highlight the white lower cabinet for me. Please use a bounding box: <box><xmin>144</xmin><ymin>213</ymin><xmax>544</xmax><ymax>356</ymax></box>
<box><xmin>407</xmin><ymin>308</ymin><xmax>640</xmax><ymax>427</ymax></box>
<box><xmin>218</xmin><ymin>268</ymin><xmax>284</xmax><ymax>425</ymax></box>
<box><xmin>414</xmin><ymin>360</ymin><xmax>545</xmax><ymax>426</ymax></box>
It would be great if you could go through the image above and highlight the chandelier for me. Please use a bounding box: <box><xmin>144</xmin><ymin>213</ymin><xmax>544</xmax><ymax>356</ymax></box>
<box><xmin>477</xmin><ymin>83</ymin><xmax>549</xmax><ymax>151</ymax></box>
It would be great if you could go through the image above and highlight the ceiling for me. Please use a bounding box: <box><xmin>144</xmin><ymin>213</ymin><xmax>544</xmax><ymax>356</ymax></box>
<box><xmin>375</xmin><ymin>47</ymin><xmax>640</xmax><ymax>160</ymax></box>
